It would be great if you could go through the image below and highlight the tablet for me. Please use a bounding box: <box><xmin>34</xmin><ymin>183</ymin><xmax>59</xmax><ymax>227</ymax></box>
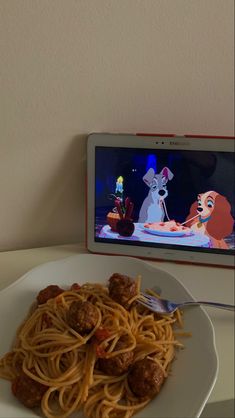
<box><xmin>87</xmin><ymin>133</ymin><xmax>235</xmax><ymax>267</ymax></box>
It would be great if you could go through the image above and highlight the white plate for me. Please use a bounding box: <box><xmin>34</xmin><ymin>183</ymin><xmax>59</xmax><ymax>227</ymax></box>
<box><xmin>0</xmin><ymin>254</ymin><xmax>218</xmax><ymax>418</ymax></box>
<box><xmin>143</xmin><ymin>226</ymin><xmax>193</xmax><ymax>237</ymax></box>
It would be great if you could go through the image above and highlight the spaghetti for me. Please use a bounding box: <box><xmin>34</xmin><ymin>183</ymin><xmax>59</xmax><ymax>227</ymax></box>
<box><xmin>0</xmin><ymin>275</ymin><xmax>185</xmax><ymax>418</ymax></box>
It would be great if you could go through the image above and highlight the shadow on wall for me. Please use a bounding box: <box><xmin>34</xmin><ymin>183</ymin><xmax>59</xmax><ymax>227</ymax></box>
<box><xmin>20</xmin><ymin>134</ymin><xmax>87</xmax><ymax>250</ymax></box>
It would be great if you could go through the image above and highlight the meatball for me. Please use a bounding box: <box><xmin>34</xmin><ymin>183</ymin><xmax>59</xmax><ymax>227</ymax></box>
<box><xmin>12</xmin><ymin>372</ymin><xmax>47</xmax><ymax>408</ymax></box>
<box><xmin>128</xmin><ymin>358</ymin><xmax>165</xmax><ymax>398</ymax></box>
<box><xmin>37</xmin><ymin>285</ymin><xmax>64</xmax><ymax>305</ymax></box>
<box><xmin>99</xmin><ymin>340</ymin><xmax>134</xmax><ymax>376</ymax></box>
<box><xmin>108</xmin><ymin>273</ymin><xmax>137</xmax><ymax>308</ymax></box>
<box><xmin>67</xmin><ymin>300</ymin><xmax>99</xmax><ymax>334</ymax></box>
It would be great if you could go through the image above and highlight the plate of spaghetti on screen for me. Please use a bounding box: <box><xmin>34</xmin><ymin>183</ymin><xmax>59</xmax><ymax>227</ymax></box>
<box><xmin>143</xmin><ymin>220</ymin><xmax>193</xmax><ymax>237</ymax></box>
<box><xmin>0</xmin><ymin>254</ymin><xmax>218</xmax><ymax>418</ymax></box>
<box><xmin>87</xmin><ymin>133</ymin><xmax>235</xmax><ymax>267</ymax></box>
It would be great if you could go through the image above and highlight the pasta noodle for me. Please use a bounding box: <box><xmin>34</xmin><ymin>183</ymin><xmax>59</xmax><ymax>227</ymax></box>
<box><xmin>0</xmin><ymin>276</ymin><xmax>185</xmax><ymax>418</ymax></box>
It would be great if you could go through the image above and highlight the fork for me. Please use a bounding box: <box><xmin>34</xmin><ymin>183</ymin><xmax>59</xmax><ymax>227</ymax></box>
<box><xmin>138</xmin><ymin>292</ymin><xmax>235</xmax><ymax>314</ymax></box>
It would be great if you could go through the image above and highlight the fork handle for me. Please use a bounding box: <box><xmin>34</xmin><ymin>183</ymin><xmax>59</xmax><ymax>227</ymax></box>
<box><xmin>181</xmin><ymin>301</ymin><xmax>235</xmax><ymax>311</ymax></box>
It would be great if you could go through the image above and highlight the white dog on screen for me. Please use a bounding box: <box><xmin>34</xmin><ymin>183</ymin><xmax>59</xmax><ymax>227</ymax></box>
<box><xmin>138</xmin><ymin>167</ymin><xmax>174</xmax><ymax>223</ymax></box>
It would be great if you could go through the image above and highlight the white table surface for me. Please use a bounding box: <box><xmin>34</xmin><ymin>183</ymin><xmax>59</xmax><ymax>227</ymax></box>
<box><xmin>0</xmin><ymin>243</ymin><xmax>234</xmax><ymax>407</ymax></box>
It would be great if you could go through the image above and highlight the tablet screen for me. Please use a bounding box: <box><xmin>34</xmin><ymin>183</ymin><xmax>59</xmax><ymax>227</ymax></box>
<box><xmin>94</xmin><ymin>146</ymin><xmax>234</xmax><ymax>255</ymax></box>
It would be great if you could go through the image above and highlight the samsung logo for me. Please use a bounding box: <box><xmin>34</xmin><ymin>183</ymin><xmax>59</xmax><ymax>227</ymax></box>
<box><xmin>169</xmin><ymin>141</ymin><xmax>189</xmax><ymax>146</ymax></box>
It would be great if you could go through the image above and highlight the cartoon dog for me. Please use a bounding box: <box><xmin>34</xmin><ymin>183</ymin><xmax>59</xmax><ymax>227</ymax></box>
<box><xmin>138</xmin><ymin>167</ymin><xmax>174</xmax><ymax>223</ymax></box>
<box><xmin>186</xmin><ymin>191</ymin><xmax>234</xmax><ymax>249</ymax></box>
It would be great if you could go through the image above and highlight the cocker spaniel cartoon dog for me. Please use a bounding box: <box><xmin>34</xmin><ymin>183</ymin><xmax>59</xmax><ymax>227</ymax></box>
<box><xmin>186</xmin><ymin>191</ymin><xmax>234</xmax><ymax>249</ymax></box>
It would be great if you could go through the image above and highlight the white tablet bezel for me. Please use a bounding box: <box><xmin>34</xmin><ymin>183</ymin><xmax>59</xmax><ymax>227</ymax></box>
<box><xmin>87</xmin><ymin>133</ymin><xmax>235</xmax><ymax>267</ymax></box>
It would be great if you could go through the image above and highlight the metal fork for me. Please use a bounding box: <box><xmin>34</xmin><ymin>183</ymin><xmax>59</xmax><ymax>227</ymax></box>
<box><xmin>138</xmin><ymin>292</ymin><xmax>235</xmax><ymax>314</ymax></box>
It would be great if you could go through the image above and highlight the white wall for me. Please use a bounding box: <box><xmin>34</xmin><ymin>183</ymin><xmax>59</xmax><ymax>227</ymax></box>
<box><xmin>0</xmin><ymin>0</ymin><xmax>234</xmax><ymax>251</ymax></box>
